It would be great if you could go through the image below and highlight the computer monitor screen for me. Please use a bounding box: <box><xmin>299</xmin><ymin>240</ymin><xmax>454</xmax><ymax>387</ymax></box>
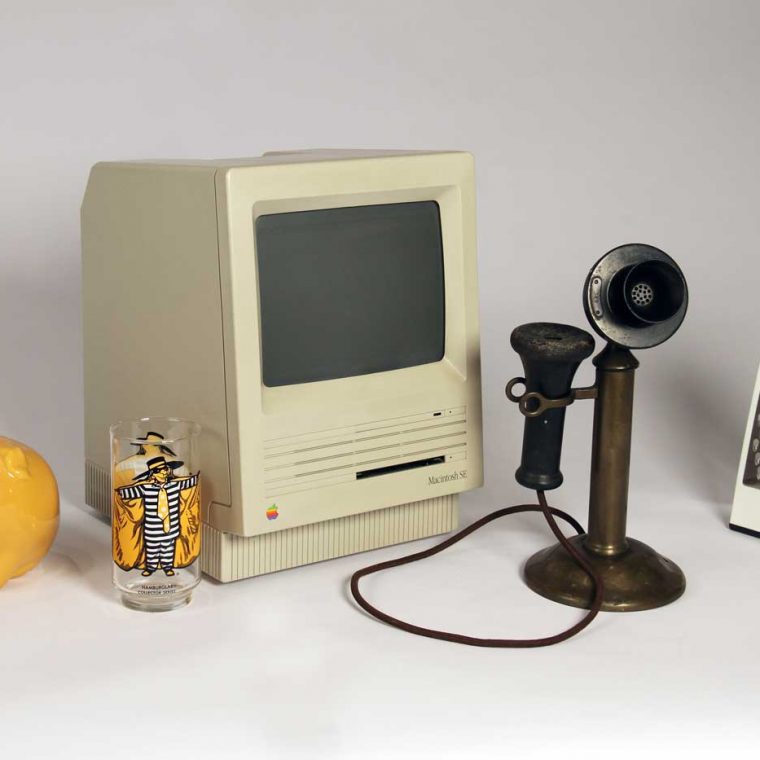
<box><xmin>255</xmin><ymin>201</ymin><xmax>445</xmax><ymax>387</ymax></box>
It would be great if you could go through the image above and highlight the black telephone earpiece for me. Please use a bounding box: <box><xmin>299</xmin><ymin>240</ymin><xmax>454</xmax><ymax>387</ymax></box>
<box><xmin>584</xmin><ymin>243</ymin><xmax>688</xmax><ymax>349</ymax></box>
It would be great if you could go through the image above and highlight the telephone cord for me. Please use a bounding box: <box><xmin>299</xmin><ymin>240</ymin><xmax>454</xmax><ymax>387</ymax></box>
<box><xmin>349</xmin><ymin>490</ymin><xmax>604</xmax><ymax>648</ymax></box>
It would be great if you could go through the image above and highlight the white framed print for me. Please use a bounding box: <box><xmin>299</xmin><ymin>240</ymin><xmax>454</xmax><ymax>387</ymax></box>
<box><xmin>731</xmin><ymin>361</ymin><xmax>760</xmax><ymax>538</ymax></box>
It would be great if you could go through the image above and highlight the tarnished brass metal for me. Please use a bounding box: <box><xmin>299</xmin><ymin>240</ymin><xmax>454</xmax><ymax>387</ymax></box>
<box><xmin>586</xmin><ymin>344</ymin><xmax>637</xmax><ymax>556</ymax></box>
<box><xmin>505</xmin><ymin>377</ymin><xmax>527</xmax><ymax>403</ymax></box>
<box><xmin>506</xmin><ymin>383</ymin><xmax>598</xmax><ymax>419</ymax></box>
<box><xmin>523</xmin><ymin>343</ymin><xmax>686</xmax><ymax>612</ymax></box>
<box><xmin>524</xmin><ymin>536</ymin><xmax>686</xmax><ymax>612</ymax></box>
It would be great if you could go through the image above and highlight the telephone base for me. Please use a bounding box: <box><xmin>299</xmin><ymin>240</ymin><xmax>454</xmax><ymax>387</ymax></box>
<box><xmin>523</xmin><ymin>535</ymin><xmax>685</xmax><ymax>612</ymax></box>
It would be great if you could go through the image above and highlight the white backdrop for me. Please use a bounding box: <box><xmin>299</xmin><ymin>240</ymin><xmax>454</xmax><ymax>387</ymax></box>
<box><xmin>1</xmin><ymin>2</ymin><xmax>759</xmax><ymax>758</ymax></box>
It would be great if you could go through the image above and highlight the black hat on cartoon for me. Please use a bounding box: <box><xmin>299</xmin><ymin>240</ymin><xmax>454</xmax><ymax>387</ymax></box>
<box><xmin>133</xmin><ymin>455</ymin><xmax>185</xmax><ymax>482</ymax></box>
<box><xmin>130</xmin><ymin>431</ymin><xmax>177</xmax><ymax>457</ymax></box>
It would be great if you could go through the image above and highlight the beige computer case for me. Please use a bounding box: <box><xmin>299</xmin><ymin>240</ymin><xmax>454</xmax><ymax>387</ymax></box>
<box><xmin>83</xmin><ymin>150</ymin><xmax>483</xmax><ymax>581</ymax></box>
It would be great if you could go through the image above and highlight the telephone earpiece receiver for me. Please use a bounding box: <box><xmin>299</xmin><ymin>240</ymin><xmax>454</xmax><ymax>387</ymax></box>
<box><xmin>583</xmin><ymin>243</ymin><xmax>688</xmax><ymax>349</ymax></box>
<box><xmin>510</xmin><ymin>244</ymin><xmax>688</xmax><ymax>491</ymax></box>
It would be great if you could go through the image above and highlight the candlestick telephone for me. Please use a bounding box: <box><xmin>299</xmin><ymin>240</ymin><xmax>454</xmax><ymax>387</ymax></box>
<box><xmin>350</xmin><ymin>244</ymin><xmax>688</xmax><ymax>647</ymax></box>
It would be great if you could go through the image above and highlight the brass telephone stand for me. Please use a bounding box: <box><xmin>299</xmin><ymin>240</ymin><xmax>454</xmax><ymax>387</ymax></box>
<box><xmin>508</xmin><ymin>244</ymin><xmax>688</xmax><ymax>612</ymax></box>
<box><xmin>520</xmin><ymin>343</ymin><xmax>685</xmax><ymax>611</ymax></box>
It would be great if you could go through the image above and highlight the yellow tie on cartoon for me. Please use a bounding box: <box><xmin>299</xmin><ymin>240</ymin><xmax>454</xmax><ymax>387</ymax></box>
<box><xmin>157</xmin><ymin>486</ymin><xmax>170</xmax><ymax>533</ymax></box>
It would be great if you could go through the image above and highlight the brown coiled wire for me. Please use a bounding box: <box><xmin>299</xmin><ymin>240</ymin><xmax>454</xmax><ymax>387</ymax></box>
<box><xmin>349</xmin><ymin>491</ymin><xmax>604</xmax><ymax>647</ymax></box>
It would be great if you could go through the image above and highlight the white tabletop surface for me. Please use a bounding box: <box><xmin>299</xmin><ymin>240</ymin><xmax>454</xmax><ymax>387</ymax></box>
<box><xmin>2</xmin><ymin>1</ymin><xmax>760</xmax><ymax>757</ymax></box>
<box><xmin>2</xmin><ymin>483</ymin><xmax>757</xmax><ymax>760</ymax></box>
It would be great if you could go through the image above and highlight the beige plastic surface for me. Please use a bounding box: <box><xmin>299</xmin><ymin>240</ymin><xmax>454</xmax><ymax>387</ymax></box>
<box><xmin>82</xmin><ymin>163</ymin><xmax>232</xmax><ymax>509</ymax></box>
<box><xmin>85</xmin><ymin>459</ymin><xmax>457</xmax><ymax>582</ymax></box>
<box><xmin>202</xmin><ymin>493</ymin><xmax>458</xmax><ymax>582</ymax></box>
<box><xmin>82</xmin><ymin>150</ymin><xmax>483</xmax><ymax>580</ymax></box>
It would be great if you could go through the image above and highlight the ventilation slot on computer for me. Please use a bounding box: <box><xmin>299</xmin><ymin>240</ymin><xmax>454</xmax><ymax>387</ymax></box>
<box><xmin>262</xmin><ymin>407</ymin><xmax>468</xmax><ymax>496</ymax></box>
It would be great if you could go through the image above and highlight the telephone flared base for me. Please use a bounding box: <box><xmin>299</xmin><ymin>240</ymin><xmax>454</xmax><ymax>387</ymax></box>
<box><xmin>523</xmin><ymin>535</ymin><xmax>685</xmax><ymax>612</ymax></box>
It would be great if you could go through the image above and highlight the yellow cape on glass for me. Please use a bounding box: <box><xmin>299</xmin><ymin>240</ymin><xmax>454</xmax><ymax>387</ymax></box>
<box><xmin>111</xmin><ymin>459</ymin><xmax>201</xmax><ymax>572</ymax></box>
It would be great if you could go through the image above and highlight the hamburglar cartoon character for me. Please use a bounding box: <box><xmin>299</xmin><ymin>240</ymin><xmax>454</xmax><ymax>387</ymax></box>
<box><xmin>114</xmin><ymin>451</ymin><xmax>200</xmax><ymax>576</ymax></box>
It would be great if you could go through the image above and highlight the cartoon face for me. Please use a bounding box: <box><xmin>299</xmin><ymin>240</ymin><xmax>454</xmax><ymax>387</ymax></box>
<box><xmin>150</xmin><ymin>462</ymin><xmax>172</xmax><ymax>484</ymax></box>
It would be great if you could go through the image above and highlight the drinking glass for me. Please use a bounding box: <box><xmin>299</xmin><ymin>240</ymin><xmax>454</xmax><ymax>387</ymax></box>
<box><xmin>110</xmin><ymin>418</ymin><xmax>202</xmax><ymax>611</ymax></box>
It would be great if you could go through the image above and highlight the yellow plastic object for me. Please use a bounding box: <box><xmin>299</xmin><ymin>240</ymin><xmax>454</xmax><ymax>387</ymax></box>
<box><xmin>0</xmin><ymin>437</ymin><xmax>59</xmax><ymax>587</ymax></box>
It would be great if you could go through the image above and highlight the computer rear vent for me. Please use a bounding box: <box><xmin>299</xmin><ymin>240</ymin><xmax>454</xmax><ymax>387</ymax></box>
<box><xmin>202</xmin><ymin>494</ymin><xmax>458</xmax><ymax>582</ymax></box>
<box><xmin>262</xmin><ymin>407</ymin><xmax>467</xmax><ymax>497</ymax></box>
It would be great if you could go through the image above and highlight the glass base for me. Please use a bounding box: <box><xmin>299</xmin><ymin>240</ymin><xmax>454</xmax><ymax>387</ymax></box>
<box><xmin>120</xmin><ymin>590</ymin><xmax>193</xmax><ymax>612</ymax></box>
<box><xmin>114</xmin><ymin>564</ymin><xmax>200</xmax><ymax>613</ymax></box>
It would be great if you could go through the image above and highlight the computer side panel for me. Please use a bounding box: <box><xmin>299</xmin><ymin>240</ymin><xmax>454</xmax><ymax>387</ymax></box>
<box><xmin>82</xmin><ymin>162</ymin><xmax>232</xmax><ymax>519</ymax></box>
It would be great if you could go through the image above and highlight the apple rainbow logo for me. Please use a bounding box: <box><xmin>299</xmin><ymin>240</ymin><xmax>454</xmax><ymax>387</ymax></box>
<box><xmin>266</xmin><ymin>504</ymin><xmax>279</xmax><ymax>520</ymax></box>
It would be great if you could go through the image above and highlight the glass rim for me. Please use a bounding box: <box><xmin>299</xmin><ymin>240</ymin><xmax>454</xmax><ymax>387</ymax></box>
<box><xmin>109</xmin><ymin>416</ymin><xmax>202</xmax><ymax>444</ymax></box>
